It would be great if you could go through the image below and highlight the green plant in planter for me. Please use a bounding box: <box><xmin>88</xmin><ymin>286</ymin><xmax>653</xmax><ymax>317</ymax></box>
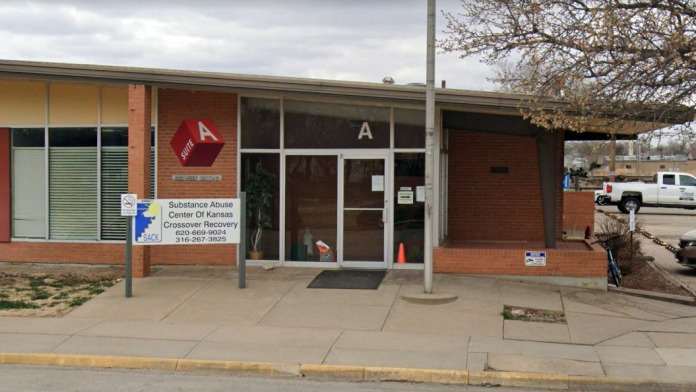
<box><xmin>246</xmin><ymin>162</ymin><xmax>275</xmax><ymax>258</ymax></box>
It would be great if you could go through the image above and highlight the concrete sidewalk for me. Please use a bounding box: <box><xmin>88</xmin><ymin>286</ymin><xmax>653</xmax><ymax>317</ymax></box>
<box><xmin>2</xmin><ymin>266</ymin><xmax>696</xmax><ymax>388</ymax></box>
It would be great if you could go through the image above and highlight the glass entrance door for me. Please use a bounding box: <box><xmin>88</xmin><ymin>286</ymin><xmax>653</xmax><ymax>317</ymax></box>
<box><xmin>339</xmin><ymin>154</ymin><xmax>388</xmax><ymax>268</ymax></box>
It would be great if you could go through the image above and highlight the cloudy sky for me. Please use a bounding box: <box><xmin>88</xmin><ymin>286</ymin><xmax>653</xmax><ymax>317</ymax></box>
<box><xmin>0</xmin><ymin>0</ymin><xmax>496</xmax><ymax>90</ymax></box>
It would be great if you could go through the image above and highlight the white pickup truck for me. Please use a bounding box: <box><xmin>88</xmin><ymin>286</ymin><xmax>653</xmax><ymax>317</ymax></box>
<box><xmin>603</xmin><ymin>172</ymin><xmax>696</xmax><ymax>213</ymax></box>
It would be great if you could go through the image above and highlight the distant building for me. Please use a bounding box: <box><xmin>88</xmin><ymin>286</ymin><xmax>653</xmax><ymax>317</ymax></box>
<box><xmin>590</xmin><ymin>156</ymin><xmax>696</xmax><ymax>178</ymax></box>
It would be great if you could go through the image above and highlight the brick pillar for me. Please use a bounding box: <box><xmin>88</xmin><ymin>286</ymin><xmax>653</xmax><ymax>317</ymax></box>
<box><xmin>0</xmin><ymin>128</ymin><xmax>10</xmax><ymax>242</ymax></box>
<box><xmin>537</xmin><ymin>130</ymin><xmax>562</xmax><ymax>248</ymax></box>
<box><xmin>128</xmin><ymin>85</ymin><xmax>152</xmax><ymax>277</ymax></box>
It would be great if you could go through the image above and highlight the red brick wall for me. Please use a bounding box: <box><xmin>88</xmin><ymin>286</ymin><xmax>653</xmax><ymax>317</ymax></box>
<box><xmin>150</xmin><ymin>88</ymin><xmax>238</xmax><ymax>265</ymax></box>
<box><xmin>434</xmin><ymin>241</ymin><xmax>606</xmax><ymax>277</ymax></box>
<box><xmin>0</xmin><ymin>88</ymin><xmax>238</xmax><ymax>267</ymax></box>
<box><xmin>447</xmin><ymin>131</ymin><xmax>545</xmax><ymax>242</ymax></box>
<box><xmin>0</xmin><ymin>128</ymin><xmax>9</xmax><ymax>242</ymax></box>
<box><xmin>0</xmin><ymin>242</ymin><xmax>123</xmax><ymax>264</ymax></box>
<box><xmin>563</xmin><ymin>191</ymin><xmax>594</xmax><ymax>238</ymax></box>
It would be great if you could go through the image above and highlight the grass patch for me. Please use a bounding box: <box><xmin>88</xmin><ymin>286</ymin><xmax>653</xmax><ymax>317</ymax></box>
<box><xmin>0</xmin><ymin>270</ymin><xmax>120</xmax><ymax>316</ymax></box>
<box><xmin>502</xmin><ymin>305</ymin><xmax>566</xmax><ymax>324</ymax></box>
<box><xmin>30</xmin><ymin>289</ymin><xmax>51</xmax><ymax>301</ymax></box>
<box><xmin>29</xmin><ymin>276</ymin><xmax>47</xmax><ymax>288</ymax></box>
<box><xmin>0</xmin><ymin>300</ymin><xmax>39</xmax><ymax>310</ymax></box>
<box><xmin>87</xmin><ymin>286</ymin><xmax>105</xmax><ymax>295</ymax></box>
<box><xmin>52</xmin><ymin>292</ymin><xmax>70</xmax><ymax>300</ymax></box>
<box><xmin>68</xmin><ymin>297</ymin><xmax>90</xmax><ymax>307</ymax></box>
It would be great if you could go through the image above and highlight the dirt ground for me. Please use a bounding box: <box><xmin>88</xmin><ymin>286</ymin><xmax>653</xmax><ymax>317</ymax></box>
<box><xmin>0</xmin><ymin>263</ymin><xmax>122</xmax><ymax>317</ymax></box>
<box><xmin>619</xmin><ymin>257</ymin><xmax>691</xmax><ymax>296</ymax></box>
<box><xmin>596</xmin><ymin>206</ymin><xmax>696</xmax><ymax>296</ymax></box>
<box><xmin>502</xmin><ymin>305</ymin><xmax>566</xmax><ymax>323</ymax></box>
<box><xmin>596</xmin><ymin>211</ymin><xmax>692</xmax><ymax>297</ymax></box>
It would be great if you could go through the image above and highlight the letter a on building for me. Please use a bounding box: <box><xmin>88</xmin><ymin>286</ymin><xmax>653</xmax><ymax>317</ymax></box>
<box><xmin>357</xmin><ymin>121</ymin><xmax>373</xmax><ymax>140</ymax></box>
<box><xmin>198</xmin><ymin>121</ymin><xmax>219</xmax><ymax>142</ymax></box>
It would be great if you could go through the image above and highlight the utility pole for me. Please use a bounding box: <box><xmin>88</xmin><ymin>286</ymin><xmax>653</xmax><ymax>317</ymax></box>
<box><xmin>424</xmin><ymin>0</ymin><xmax>435</xmax><ymax>294</ymax></box>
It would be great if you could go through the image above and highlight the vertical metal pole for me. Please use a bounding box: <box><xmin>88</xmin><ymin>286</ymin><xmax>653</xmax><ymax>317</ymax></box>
<box><xmin>424</xmin><ymin>0</ymin><xmax>436</xmax><ymax>294</ymax></box>
<box><xmin>125</xmin><ymin>216</ymin><xmax>133</xmax><ymax>298</ymax></box>
<box><xmin>238</xmin><ymin>192</ymin><xmax>247</xmax><ymax>289</ymax></box>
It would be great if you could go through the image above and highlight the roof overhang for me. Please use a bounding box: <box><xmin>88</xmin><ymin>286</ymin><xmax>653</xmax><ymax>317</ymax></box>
<box><xmin>0</xmin><ymin>59</ymin><xmax>691</xmax><ymax>135</ymax></box>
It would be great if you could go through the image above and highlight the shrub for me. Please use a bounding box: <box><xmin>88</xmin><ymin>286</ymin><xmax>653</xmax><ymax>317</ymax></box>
<box><xmin>596</xmin><ymin>216</ymin><xmax>641</xmax><ymax>274</ymax></box>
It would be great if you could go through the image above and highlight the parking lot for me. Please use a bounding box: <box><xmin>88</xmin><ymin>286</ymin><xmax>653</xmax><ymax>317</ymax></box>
<box><xmin>596</xmin><ymin>206</ymin><xmax>696</xmax><ymax>293</ymax></box>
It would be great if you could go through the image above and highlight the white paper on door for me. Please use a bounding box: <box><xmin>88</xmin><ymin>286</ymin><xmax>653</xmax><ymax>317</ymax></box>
<box><xmin>371</xmin><ymin>175</ymin><xmax>384</xmax><ymax>192</ymax></box>
<box><xmin>416</xmin><ymin>186</ymin><xmax>425</xmax><ymax>202</ymax></box>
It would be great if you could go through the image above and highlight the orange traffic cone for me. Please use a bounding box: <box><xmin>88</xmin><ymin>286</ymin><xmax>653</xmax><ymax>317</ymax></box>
<box><xmin>397</xmin><ymin>243</ymin><xmax>407</xmax><ymax>264</ymax></box>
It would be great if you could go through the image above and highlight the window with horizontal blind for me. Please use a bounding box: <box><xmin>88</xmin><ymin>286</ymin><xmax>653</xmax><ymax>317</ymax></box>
<box><xmin>49</xmin><ymin>128</ymin><xmax>98</xmax><ymax>240</ymax></box>
<box><xmin>100</xmin><ymin>127</ymin><xmax>156</xmax><ymax>240</ymax></box>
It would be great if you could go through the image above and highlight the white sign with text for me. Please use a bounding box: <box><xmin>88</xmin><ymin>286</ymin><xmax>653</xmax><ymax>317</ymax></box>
<box><xmin>133</xmin><ymin>198</ymin><xmax>240</xmax><ymax>246</ymax></box>
<box><xmin>524</xmin><ymin>251</ymin><xmax>547</xmax><ymax>267</ymax></box>
<box><xmin>120</xmin><ymin>194</ymin><xmax>138</xmax><ymax>217</ymax></box>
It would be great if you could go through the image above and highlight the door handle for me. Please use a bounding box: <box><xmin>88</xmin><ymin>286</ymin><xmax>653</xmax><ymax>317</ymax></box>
<box><xmin>660</xmin><ymin>187</ymin><xmax>668</xmax><ymax>189</ymax></box>
<box><xmin>680</xmin><ymin>187</ymin><xmax>687</xmax><ymax>191</ymax></box>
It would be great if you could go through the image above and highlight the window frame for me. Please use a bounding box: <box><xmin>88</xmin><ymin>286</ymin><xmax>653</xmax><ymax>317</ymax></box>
<box><xmin>238</xmin><ymin>94</ymin><xmax>428</xmax><ymax>268</ymax></box>
<box><xmin>9</xmin><ymin>83</ymin><xmax>158</xmax><ymax>243</ymax></box>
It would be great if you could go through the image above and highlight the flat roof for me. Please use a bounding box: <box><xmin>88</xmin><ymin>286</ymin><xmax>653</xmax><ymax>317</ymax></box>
<box><xmin>0</xmin><ymin>59</ymin><xmax>691</xmax><ymax>134</ymax></box>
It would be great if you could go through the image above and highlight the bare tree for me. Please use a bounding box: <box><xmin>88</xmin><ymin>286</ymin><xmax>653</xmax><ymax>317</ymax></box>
<box><xmin>441</xmin><ymin>0</ymin><xmax>696</xmax><ymax>133</ymax></box>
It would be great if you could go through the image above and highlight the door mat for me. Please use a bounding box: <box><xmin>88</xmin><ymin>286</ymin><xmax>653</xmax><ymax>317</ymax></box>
<box><xmin>307</xmin><ymin>270</ymin><xmax>386</xmax><ymax>290</ymax></box>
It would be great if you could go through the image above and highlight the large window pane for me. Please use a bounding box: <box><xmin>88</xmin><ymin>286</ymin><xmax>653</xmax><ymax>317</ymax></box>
<box><xmin>393</xmin><ymin>153</ymin><xmax>425</xmax><ymax>264</ymax></box>
<box><xmin>12</xmin><ymin>128</ymin><xmax>45</xmax><ymax>147</ymax></box>
<box><xmin>395</xmin><ymin>109</ymin><xmax>425</xmax><ymax>148</ymax></box>
<box><xmin>241</xmin><ymin>97</ymin><xmax>280</xmax><ymax>149</ymax></box>
<box><xmin>100</xmin><ymin>145</ymin><xmax>127</xmax><ymax>240</ymax></box>
<box><xmin>49</xmin><ymin>128</ymin><xmax>98</xmax><ymax>240</ymax></box>
<box><xmin>101</xmin><ymin>127</ymin><xmax>128</xmax><ymax>147</ymax></box>
<box><xmin>241</xmin><ymin>153</ymin><xmax>280</xmax><ymax>260</ymax></box>
<box><xmin>50</xmin><ymin>127</ymin><xmax>97</xmax><ymax>147</ymax></box>
<box><xmin>344</xmin><ymin>159</ymin><xmax>385</xmax><ymax>209</ymax></box>
<box><xmin>100</xmin><ymin>128</ymin><xmax>128</xmax><ymax>240</ymax></box>
<box><xmin>12</xmin><ymin>148</ymin><xmax>45</xmax><ymax>238</ymax></box>
<box><xmin>285</xmin><ymin>155</ymin><xmax>337</xmax><ymax>261</ymax></box>
<box><xmin>284</xmin><ymin>100</ymin><xmax>389</xmax><ymax>148</ymax></box>
<box><xmin>100</xmin><ymin>127</ymin><xmax>156</xmax><ymax>240</ymax></box>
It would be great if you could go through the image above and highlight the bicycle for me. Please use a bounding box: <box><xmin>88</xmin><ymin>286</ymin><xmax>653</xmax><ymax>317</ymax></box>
<box><xmin>592</xmin><ymin>234</ymin><xmax>623</xmax><ymax>287</ymax></box>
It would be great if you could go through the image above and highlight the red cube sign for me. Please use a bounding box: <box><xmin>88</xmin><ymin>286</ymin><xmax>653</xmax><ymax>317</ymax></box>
<box><xmin>170</xmin><ymin>119</ymin><xmax>225</xmax><ymax>167</ymax></box>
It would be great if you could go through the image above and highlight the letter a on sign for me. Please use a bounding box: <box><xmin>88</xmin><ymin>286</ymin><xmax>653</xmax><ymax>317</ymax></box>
<box><xmin>357</xmin><ymin>121</ymin><xmax>373</xmax><ymax>140</ymax></box>
<box><xmin>198</xmin><ymin>121</ymin><xmax>219</xmax><ymax>142</ymax></box>
<box><xmin>171</xmin><ymin>119</ymin><xmax>225</xmax><ymax>167</ymax></box>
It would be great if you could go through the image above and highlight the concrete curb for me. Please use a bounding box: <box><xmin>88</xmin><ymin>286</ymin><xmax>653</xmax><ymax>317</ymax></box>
<box><xmin>609</xmin><ymin>285</ymin><xmax>696</xmax><ymax>306</ymax></box>
<box><xmin>1</xmin><ymin>352</ymin><xmax>694</xmax><ymax>391</ymax></box>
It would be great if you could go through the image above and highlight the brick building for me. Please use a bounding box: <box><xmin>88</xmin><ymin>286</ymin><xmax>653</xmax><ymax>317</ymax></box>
<box><xmin>0</xmin><ymin>60</ymin><xmax>682</xmax><ymax>289</ymax></box>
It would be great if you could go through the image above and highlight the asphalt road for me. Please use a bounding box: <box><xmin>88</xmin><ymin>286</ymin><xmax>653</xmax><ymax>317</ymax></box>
<box><xmin>596</xmin><ymin>206</ymin><xmax>696</xmax><ymax>292</ymax></box>
<box><xmin>597</xmin><ymin>206</ymin><xmax>695</xmax><ymax>245</ymax></box>
<box><xmin>0</xmin><ymin>365</ymin><xmax>544</xmax><ymax>392</ymax></box>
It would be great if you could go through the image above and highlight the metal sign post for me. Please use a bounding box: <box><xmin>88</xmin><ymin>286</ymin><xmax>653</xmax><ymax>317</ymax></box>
<box><xmin>629</xmin><ymin>208</ymin><xmax>636</xmax><ymax>262</ymax></box>
<box><xmin>120</xmin><ymin>193</ymin><xmax>137</xmax><ymax>298</ymax></box>
<box><xmin>125</xmin><ymin>216</ymin><xmax>133</xmax><ymax>298</ymax></box>
<box><xmin>238</xmin><ymin>192</ymin><xmax>247</xmax><ymax>289</ymax></box>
